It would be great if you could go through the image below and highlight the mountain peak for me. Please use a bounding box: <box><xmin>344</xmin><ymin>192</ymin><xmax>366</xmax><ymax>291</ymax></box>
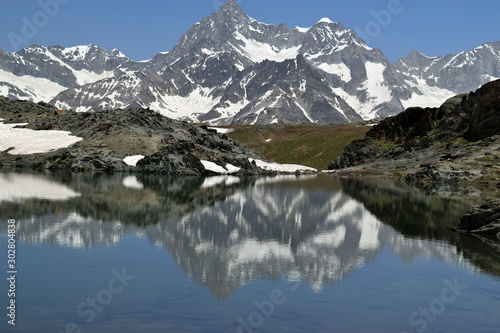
<box><xmin>408</xmin><ymin>49</ymin><xmax>431</xmax><ymax>58</ymax></box>
<box><xmin>317</xmin><ymin>17</ymin><xmax>335</xmax><ymax>24</ymax></box>
<box><xmin>218</xmin><ymin>0</ymin><xmax>246</xmax><ymax>17</ymax></box>
<box><xmin>402</xmin><ymin>49</ymin><xmax>438</xmax><ymax>63</ymax></box>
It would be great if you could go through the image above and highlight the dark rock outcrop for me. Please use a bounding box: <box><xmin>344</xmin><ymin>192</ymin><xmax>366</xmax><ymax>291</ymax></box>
<box><xmin>453</xmin><ymin>200</ymin><xmax>500</xmax><ymax>238</ymax></box>
<box><xmin>463</xmin><ymin>80</ymin><xmax>500</xmax><ymax>141</ymax></box>
<box><xmin>404</xmin><ymin>164</ymin><xmax>442</xmax><ymax>188</ymax></box>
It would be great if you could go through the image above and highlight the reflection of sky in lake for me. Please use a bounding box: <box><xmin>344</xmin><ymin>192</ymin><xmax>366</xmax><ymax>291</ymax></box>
<box><xmin>0</xmin><ymin>171</ymin><xmax>499</xmax><ymax>333</ymax></box>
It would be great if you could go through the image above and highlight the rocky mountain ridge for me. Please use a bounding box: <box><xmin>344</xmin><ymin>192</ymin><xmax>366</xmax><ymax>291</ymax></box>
<box><xmin>1</xmin><ymin>0</ymin><xmax>499</xmax><ymax>124</ymax></box>
<box><xmin>395</xmin><ymin>42</ymin><xmax>500</xmax><ymax>99</ymax></box>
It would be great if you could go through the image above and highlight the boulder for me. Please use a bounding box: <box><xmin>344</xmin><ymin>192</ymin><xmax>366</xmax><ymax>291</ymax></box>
<box><xmin>453</xmin><ymin>200</ymin><xmax>500</xmax><ymax>238</ymax></box>
<box><xmin>404</xmin><ymin>164</ymin><xmax>441</xmax><ymax>188</ymax></box>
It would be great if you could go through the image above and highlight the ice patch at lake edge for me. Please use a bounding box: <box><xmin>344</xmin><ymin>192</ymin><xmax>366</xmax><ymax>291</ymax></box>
<box><xmin>249</xmin><ymin>158</ymin><xmax>317</xmax><ymax>173</ymax></box>
<box><xmin>123</xmin><ymin>155</ymin><xmax>145</xmax><ymax>167</ymax></box>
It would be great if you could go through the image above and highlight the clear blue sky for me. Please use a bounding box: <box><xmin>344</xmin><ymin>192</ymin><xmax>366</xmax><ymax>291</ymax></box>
<box><xmin>1</xmin><ymin>0</ymin><xmax>499</xmax><ymax>63</ymax></box>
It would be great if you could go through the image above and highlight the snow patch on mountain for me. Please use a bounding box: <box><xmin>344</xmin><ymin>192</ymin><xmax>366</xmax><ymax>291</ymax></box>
<box><xmin>331</xmin><ymin>62</ymin><xmax>392</xmax><ymax>120</ymax></box>
<box><xmin>201</xmin><ymin>160</ymin><xmax>241</xmax><ymax>175</ymax></box>
<box><xmin>123</xmin><ymin>155</ymin><xmax>145</xmax><ymax>167</ymax></box>
<box><xmin>356</xmin><ymin>62</ymin><xmax>392</xmax><ymax>119</ymax></box>
<box><xmin>318</xmin><ymin>17</ymin><xmax>335</xmax><ymax>24</ymax></box>
<box><xmin>208</xmin><ymin>99</ymin><xmax>250</xmax><ymax>125</ymax></box>
<box><xmin>365</xmin><ymin>62</ymin><xmax>391</xmax><ymax>97</ymax></box>
<box><xmin>400</xmin><ymin>78</ymin><xmax>455</xmax><ymax>109</ymax></box>
<box><xmin>233</xmin><ymin>32</ymin><xmax>302</xmax><ymax>63</ymax></box>
<box><xmin>154</xmin><ymin>86</ymin><xmax>222</xmax><ymax>121</ymax></box>
<box><xmin>74</xmin><ymin>69</ymin><xmax>116</xmax><ymax>86</ymax></box>
<box><xmin>316</xmin><ymin>62</ymin><xmax>352</xmax><ymax>82</ymax></box>
<box><xmin>0</xmin><ymin>68</ymin><xmax>67</xmax><ymax>102</ymax></box>
<box><xmin>50</xmin><ymin>47</ymin><xmax>118</xmax><ymax>85</ymax></box>
<box><xmin>294</xmin><ymin>26</ymin><xmax>311</xmax><ymax>33</ymax></box>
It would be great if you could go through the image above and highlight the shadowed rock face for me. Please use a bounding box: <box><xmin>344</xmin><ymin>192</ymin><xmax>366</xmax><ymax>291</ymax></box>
<box><xmin>463</xmin><ymin>80</ymin><xmax>500</xmax><ymax>141</ymax></box>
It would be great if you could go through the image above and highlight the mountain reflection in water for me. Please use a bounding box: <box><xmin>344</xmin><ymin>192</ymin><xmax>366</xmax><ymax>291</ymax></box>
<box><xmin>0</xmin><ymin>171</ymin><xmax>498</xmax><ymax>300</ymax></box>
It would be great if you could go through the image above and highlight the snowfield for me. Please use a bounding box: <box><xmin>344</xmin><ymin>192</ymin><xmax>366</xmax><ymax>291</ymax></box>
<box><xmin>0</xmin><ymin>121</ymin><xmax>83</xmax><ymax>155</ymax></box>
<box><xmin>0</xmin><ymin>68</ymin><xmax>67</xmax><ymax>103</ymax></box>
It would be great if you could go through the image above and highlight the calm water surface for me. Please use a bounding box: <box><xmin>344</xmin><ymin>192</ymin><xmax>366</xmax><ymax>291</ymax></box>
<box><xmin>0</xmin><ymin>171</ymin><xmax>499</xmax><ymax>333</ymax></box>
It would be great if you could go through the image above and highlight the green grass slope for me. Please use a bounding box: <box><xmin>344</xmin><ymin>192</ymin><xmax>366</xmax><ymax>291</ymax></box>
<box><xmin>226</xmin><ymin>123</ymin><xmax>370</xmax><ymax>170</ymax></box>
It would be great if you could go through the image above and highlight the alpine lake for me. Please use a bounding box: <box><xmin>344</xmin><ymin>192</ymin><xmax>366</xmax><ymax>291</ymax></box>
<box><xmin>1</xmin><ymin>170</ymin><xmax>499</xmax><ymax>333</ymax></box>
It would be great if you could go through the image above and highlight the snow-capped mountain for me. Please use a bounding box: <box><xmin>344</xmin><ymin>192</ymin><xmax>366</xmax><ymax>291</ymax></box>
<box><xmin>1</xmin><ymin>0</ymin><xmax>500</xmax><ymax>124</ymax></box>
<box><xmin>50</xmin><ymin>1</ymin><xmax>369</xmax><ymax>124</ymax></box>
<box><xmin>143</xmin><ymin>0</ymin><xmax>411</xmax><ymax>121</ymax></box>
<box><xmin>0</xmin><ymin>43</ymin><xmax>138</xmax><ymax>103</ymax></box>
<box><xmin>395</xmin><ymin>41</ymin><xmax>500</xmax><ymax>108</ymax></box>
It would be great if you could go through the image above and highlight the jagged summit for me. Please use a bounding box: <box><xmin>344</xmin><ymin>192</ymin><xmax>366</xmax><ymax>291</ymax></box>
<box><xmin>219</xmin><ymin>0</ymin><xmax>246</xmax><ymax>15</ymax></box>
<box><xmin>409</xmin><ymin>49</ymin><xmax>436</xmax><ymax>59</ymax></box>
<box><xmin>212</xmin><ymin>0</ymin><xmax>251</xmax><ymax>27</ymax></box>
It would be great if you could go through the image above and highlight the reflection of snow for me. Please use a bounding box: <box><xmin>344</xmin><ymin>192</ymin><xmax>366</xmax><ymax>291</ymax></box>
<box><xmin>357</xmin><ymin>213</ymin><xmax>381</xmax><ymax>250</ymax></box>
<box><xmin>201</xmin><ymin>175</ymin><xmax>240</xmax><ymax>188</ymax></box>
<box><xmin>312</xmin><ymin>225</ymin><xmax>346</xmax><ymax>248</ymax></box>
<box><xmin>122</xmin><ymin>175</ymin><xmax>144</xmax><ymax>189</ymax></box>
<box><xmin>159</xmin><ymin>177</ymin><xmax>475</xmax><ymax>295</ymax></box>
<box><xmin>25</xmin><ymin>212</ymin><xmax>125</xmax><ymax>249</ymax></box>
<box><xmin>0</xmin><ymin>173</ymin><xmax>80</xmax><ymax>202</ymax></box>
<box><xmin>233</xmin><ymin>239</ymin><xmax>293</xmax><ymax>262</ymax></box>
